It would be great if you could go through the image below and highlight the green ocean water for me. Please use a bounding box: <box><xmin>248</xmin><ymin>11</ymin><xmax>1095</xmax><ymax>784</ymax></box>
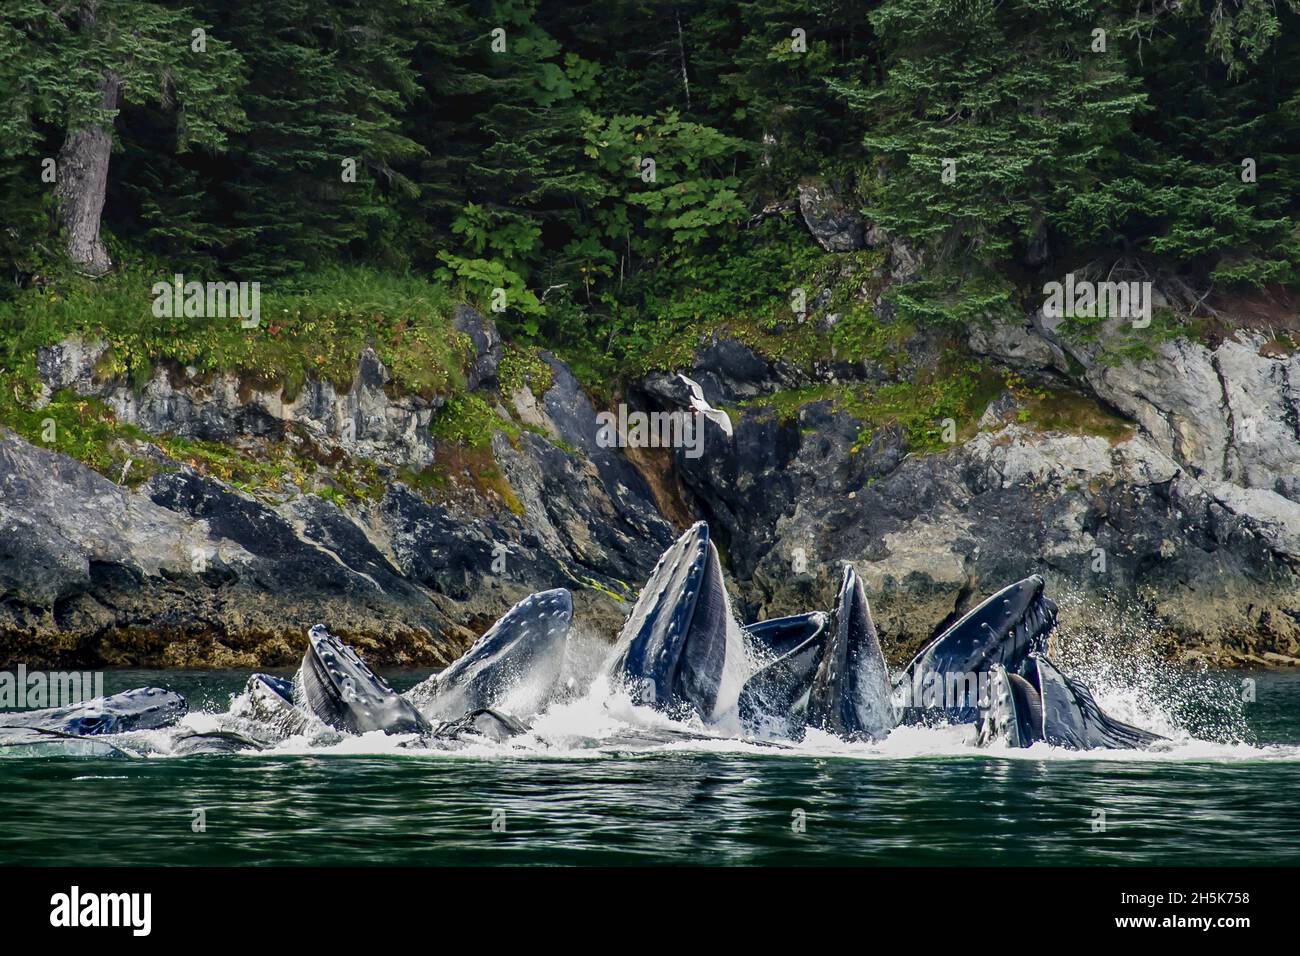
<box><xmin>0</xmin><ymin>669</ymin><xmax>1297</xmax><ymax>866</ymax></box>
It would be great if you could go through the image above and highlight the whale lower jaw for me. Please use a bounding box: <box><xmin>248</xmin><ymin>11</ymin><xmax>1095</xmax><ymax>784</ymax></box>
<box><xmin>807</xmin><ymin>564</ymin><xmax>895</xmax><ymax>741</ymax></box>
<box><xmin>604</xmin><ymin>521</ymin><xmax>732</xmax><ymax>721</ymax></box>
<box><xmin>978</xmin><ymin>657</ymin><xmax>1165</xmax><ymax>751</ymax></box>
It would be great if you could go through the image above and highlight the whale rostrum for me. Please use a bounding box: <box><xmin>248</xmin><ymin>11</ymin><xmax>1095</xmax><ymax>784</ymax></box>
<box><xmin>300</xmin><ymin>625</ymin><xmax>430</xmax><ymax>736</ymax></box>
<box><xmin>407</xmin><ymin>588</ymin><xmax>573</xmax><ymax>722</ymax></box>
<box><xmin>806</xmin><ymin>564</ymin><xmax>895</xmax><ymax>741</ymax></box>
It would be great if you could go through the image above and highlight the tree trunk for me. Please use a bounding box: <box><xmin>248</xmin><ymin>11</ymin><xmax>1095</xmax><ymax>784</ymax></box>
<box><xmin>674</xmin><ymin>8</ymin><xmax>691</xmax><ymax>109</ymax></box>
<box><xmin>55</xmin><ymin>70</ymin><xmax>120</xmax><ymax>276</ymax></box>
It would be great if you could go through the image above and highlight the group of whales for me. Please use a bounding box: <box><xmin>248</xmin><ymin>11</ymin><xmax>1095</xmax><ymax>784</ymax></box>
<box><xmin>0</xmin><ymin>522</ymin><xmax>1163</xmax><ymax>753</ymax></box>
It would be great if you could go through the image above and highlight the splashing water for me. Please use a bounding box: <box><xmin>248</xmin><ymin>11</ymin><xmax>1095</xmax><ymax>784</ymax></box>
<box><xmin>1047</xmin><ymin>583</ymin><xmax>1252</xmax><ymax>746</ymax></box>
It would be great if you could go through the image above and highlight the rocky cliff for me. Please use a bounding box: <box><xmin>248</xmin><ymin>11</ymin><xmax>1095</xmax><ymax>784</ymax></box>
<box><xmin>0</xmin><ymin>327</ymin><xmax>673</xmax><ymax>667</ymax></box>
<box><xmin>2</xmin><ymin>276</ymin><xmax>1298</xmax><ymax>668</ymax></box>
<box><xmin>657</xmin><ymin>330</ymin><xmax>1300</xmax><ymax>667</ymax></box>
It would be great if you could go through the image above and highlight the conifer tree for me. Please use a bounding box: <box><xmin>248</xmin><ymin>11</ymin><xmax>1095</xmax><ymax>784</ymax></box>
<box><xmin>0</xmin><ymin>0</ymin><xmax>244</xmax><ymax>274</ymax></box>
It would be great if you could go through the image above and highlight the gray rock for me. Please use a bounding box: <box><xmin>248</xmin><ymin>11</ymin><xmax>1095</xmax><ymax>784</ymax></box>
<box><xmin>969</xmin><ymin>317</ymin><xmax>1070</xmax><ymax>373</ymax></box>
<box><xmin>797</xmin><ymin>179</ymin><xmax>865</xmax><ymax>252</ymax></box>
<box><xmin>660</xmin><ymin>381</ymin><xmax>1300</xmax><ymax>664</ymax></box>
<box><xmin>3</xmin><ymin>339</ymin><xmax>676</xmax><ymax>667</ymax></box>
<box><xmin>453</xmin><ymin>304</ymin><xmax>503</xmax><ymax>390</ymax></box>
<box><xmin>35</xmin><ymin>341</ymin><xmax>439</xmax><ymax>469</ymax></box>
<box><xmin>865</xmin><ymin>224</ymin><xmax>922</xmax><ymax>283</ymax></box>
<box><xmin>968</xmin><ymin>317</ymin><xmax>1300</xmax><ymax>505</ymax></box>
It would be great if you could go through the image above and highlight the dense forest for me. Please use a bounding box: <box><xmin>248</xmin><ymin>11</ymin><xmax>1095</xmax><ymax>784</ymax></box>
<box><xmin>4</xmin><ymin>1</ymin><xmax>1298</xmax><ymax>334</ymax></box>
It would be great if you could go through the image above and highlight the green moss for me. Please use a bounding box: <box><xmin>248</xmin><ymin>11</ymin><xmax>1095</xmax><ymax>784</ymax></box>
<box><xmin>0</xmin><ymin>389</ymin><xmax>157</xmax><ymax>484</ymax></box>
<box><xmin>426</xmin><ymin>394</ymin><xmax>528</xmax><ymax>515</ymax></box>
<box><xmin>498</xmin><ymin>343</ymin><xmax>554</xmax><ymax>397</ymax></box>
<box><xmin>0</xmin><ymin>382</ymin><xmax>394</xmax><ymax>503</ymax></box>
<box><xmin>1059</xmin><ymin>306</ymin><xmax>1188</xmax><ymax>367</ymax></box>
<box><xmin>431</xmin><ymin>393</ymin><xmax>519</xmax><ymax>449</ymax></box>
<box><xmin>738</xmin><ymin>358</ymin><xmax>1004</xmax><ymax>457</ymax></box>
<box><xmin>1006</xmin><ymin>383</ymin><xmax>1135</xmax><ymax>443</ymax></box>
<box><xmin>0</xmin><ymin>262</ymin><xmax>465</xmax><ymax>404</ymax></box>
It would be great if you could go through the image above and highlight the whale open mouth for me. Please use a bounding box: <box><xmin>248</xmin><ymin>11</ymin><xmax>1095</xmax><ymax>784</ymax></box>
<box><xmin>300</xmin><ymin>625</ymin><xmax>429</xmax><ymax>735</ymax></box>
<box><xmin>896</xmin><ymin>575</ymin><xmax>1058</xmax><ymax>723</ymax></box>
<box><xmin>740</xmin><ymin>565</ymin><xmax>895</xmax><ymax>742</ymax></box>
<box><xmin>0</xmin><ymin>524</ymin><xmax>1165</xmax><ymax>754</ymax></box>
<box><xmin>738</xmin><ymin>612</ymin><xmax>829</xmax><ymax>737</ymax></box>
<box><xmin>407</xmin><ymin>588</ymin><xmax>573</xmax><ymax>721</ymax></box>
<box><xmin>604</xmin><ymin>521</ymin><xmax>732</xmax><ymax>720</ymax></box>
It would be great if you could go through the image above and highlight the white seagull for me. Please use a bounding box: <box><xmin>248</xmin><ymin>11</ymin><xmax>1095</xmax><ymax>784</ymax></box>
<box><xmin>677</xmin><ymin>374</ymin><xmax>734</xmax><ymax>438</ymax></box>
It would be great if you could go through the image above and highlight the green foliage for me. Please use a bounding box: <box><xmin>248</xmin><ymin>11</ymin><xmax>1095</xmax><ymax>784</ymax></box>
<box><xmin>739</xmin><ymin>357</ymin><xmax>1004</xmax><ymax>456</ymax></box>
<box><xmin>431</xmin><ymin>393</ymin><xmax>518</xmax><ymax>449</ymax></box>
<box><xmin>2</xmin><ymin>0</ymin><xmax>1298</xmax><ymax>449</ymax></box>
<box><xmin>580</xmin><ymin>110</ymin><xmax>749</xmax><ymax>248</ymax></box>
<box><xmin>884</xmin><ymin>271</ymin><xmax>1018</xmax><ymax>328</ymax></box>
<box><xmin>435</xmin><ymin>255</ymin><xmax>544</xmax><ymax>326</ymax></box>
<box><xmin>498</xmin><ymin>344</ymin><xmax>554</xmax><ymax>396</ymax></box>
<box><xmin>838</xmin><ymin>0</ymin><xmax>1145</xmax><ymax>263</ymax></box>
<box><xmin>0</xmin><ymin>262</ymin><xmax>463</xmax><ymax>401</ymax></box>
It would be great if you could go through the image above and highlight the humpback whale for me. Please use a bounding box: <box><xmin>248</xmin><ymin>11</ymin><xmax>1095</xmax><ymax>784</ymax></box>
<box><xmin>300</xmin><ymin>625</ymin><xmax>430</xmax><ymax>735</ymax></box>
<box><xmin>604</xmin><ymin>521</ymin><xmax>735</xmax><ymax>721</ymax></box>
<box><xmin>738</xmin><ymin>612</ymin><xmax>829</xmax><ymax>738</ymax></box>
<box><xmin>407</xmin><ymin>588</ymin><xmax>573</xmax><ymax>721</ymax></box>
<box><xmin>806</xmin><ymin>565</ymin><xmax>895</xmax><ymax>741</ymax></box>
<box><xmin>978</xmin><ymin>656</ymin><xmax>1165</xmax><ymax>750</ymax></box>
<box><xmin>739</xmin><ymin>565</ymin><xmax>894</xmax><ymax>741</ymax></box>
<box><xmin>896</xmin><ymin>575</ymin><xmax>1057</xmax><ymax>724</ymax></box>
<box><xmin>0</xmin><ymin>687</ymin><xmax>187</xmax><ymax>736</ymax></box>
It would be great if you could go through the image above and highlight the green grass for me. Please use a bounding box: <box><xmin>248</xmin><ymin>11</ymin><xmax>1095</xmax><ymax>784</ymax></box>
<box><xmin>0</xmin><ymin>261</ymin><xmax>468</xmax><ymax>402</ymax></box>
<box><xmin>0</xmin><ymin>390</ymin><xmax>155</xmax><ymax>483</ymax></box>
<box><xmin>0</xmin><ymin>238</ymin><xmax>1143</xmax><ymax>517</ymax></box>
<box><xmin>737</xmin><ymin>357</ymin><xmax>1005</xmax><ymax>456</ymax></box>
